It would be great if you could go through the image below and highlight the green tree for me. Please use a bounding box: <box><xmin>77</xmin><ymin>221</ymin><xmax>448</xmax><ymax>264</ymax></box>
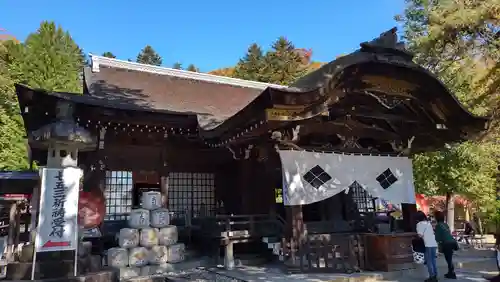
<box><xmin>398</xmin><ymin>0</ymin><xmax>500</xmax><ymax>228</ymax></box>
<box><xmin>8</xmin><ymin>21</ymin><xmax>84</xmax><ymax>93</ymax></box>
<box><xmin>0</xmin><ymin>41</ymin><xmax>29</xmax><ymax>170</ymax></box>
<box><xmin>397</xmin><ymin>0</ymin><xmax>499</xmax><ymax>139</ymax></box>
<box><xmin>232</xmin><ymin>38</ymin><xmax>307</xmax><ymax>85</ymax></box>
<box><xmin>186</xmin><ymin>64</ymin><xmax>198</xmax><ymax>72</ymax></box>
<box><xmin>262</xmin><ymin>37</ymin><xmax>307</xmax><ymax>85</ymax></box>
<box><xmin>136</xmin><ymin>45</ymin><xmax>162</xmax><ymax>66</ymax></box>
<box><xmin>172</xmin><ymin>62</ymin><xmax>182</xmax><ymax>70</ymax></box>
<box><xmin>0</xmin><ymin>21</ymin><xmax>85</xmax><ymax>170</ymax></box>
<box><xmin>102</xmin><ymin>52</ymin><xmax>116</xmax><ymax>58</ymax></box>
<box><xmin>232</xmin><ymin>43</ymin><xmax>264</xmax><ymax>81</ymax></box>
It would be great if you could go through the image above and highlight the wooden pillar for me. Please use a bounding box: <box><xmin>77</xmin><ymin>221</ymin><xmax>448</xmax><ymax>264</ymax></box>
<box><xmin>402</xmin><ymin>203</ymin><xmax>417</xmax><ymax>232</ymax></box>
<box><xmin>29</xmin><ymin>186</ymin><xmax>40</xmax><ymax>243</ymax></box>
<box><xmin>238</xmin><ymin>160</ymin><xmax>252</xmax><ymax>214</ymax></box>
<box><xmin>160</xmin><ymin>147</ymin><xmax>169</xmax><ymax>208</ymax></box>
<box><xmin>285</xmin><ymin>205</ymin><xmax>305</xmax><ymax>262</ymax></box>
<box><xmin>6</xmin><ymin>202</ymin><xmax>18</xmax><ymax>262</ymax></box>
<box><xmin>161</xmin><ymin>176</ymin><xmax>169</xmax><ymax>208</ymax></box>
<box><xmin>14</xmin><ymin>202</ymin><xmax>21</xmax><ymax>251</ymax></box>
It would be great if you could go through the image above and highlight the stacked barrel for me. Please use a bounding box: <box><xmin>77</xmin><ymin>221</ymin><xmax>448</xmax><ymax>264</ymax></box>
<box><xmin>106</xmin><ymin>191</ymin><xmax>186</xmax><ymax>280</ymax></box>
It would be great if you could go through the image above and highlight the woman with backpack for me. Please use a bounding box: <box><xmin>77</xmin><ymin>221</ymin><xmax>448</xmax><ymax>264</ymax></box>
<box><xmin>434</xmin><ymin>211</ymin><xmax>458</xmax><ymax>279</ymax></box>
<box><xmin>416</xmin><ymin>211</ymin><xmax>439</xmax><ymax>282</ymax></box>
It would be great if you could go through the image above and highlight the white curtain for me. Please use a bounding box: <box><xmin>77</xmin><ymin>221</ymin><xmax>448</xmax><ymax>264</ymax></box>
<box><xmin>279</xmin><ymin>150</ymin><xmax>416</xmax><ymax>206</ymax></box>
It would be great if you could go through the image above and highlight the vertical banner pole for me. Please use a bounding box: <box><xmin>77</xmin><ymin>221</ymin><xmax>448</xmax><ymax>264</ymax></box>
<box><xmin>30</xmin><ymin>248</ymin><xmax>37</xmax><ymax>280</ymax></box>
<box><xmin>73</xmin><ymin>248</ymin><xmax>78</xmax><ymax>276</ymax></box>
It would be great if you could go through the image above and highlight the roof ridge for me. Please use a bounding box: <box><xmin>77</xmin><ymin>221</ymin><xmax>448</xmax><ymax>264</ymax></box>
<box><xmin>89</xmin><ymin>54</ymin><xmax>287</xmax><ymax>90</ymax></box>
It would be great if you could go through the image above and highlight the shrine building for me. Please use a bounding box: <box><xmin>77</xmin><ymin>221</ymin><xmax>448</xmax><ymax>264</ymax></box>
<box><xmin>13</xmin><ymin>28</ymin><xmax>489</xmax><ymax>275</ymax></box>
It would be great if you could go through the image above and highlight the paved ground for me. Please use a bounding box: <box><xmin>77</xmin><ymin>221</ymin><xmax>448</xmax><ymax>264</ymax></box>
<box><xmin>131</xmin><ymin>245</ymin><xmax>499</xmax><ymax>282</ymax></box>
<box><xmin>207</xmin><ymin>254</ymin><xmax>498</xmax><ymax>282</ymax></box>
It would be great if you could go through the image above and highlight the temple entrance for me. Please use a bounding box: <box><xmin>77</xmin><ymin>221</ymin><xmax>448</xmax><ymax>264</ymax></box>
<box><xmin>303</xmin><ymin>201</ymin><xmax>323</xmax><ymax>222</ymax></box>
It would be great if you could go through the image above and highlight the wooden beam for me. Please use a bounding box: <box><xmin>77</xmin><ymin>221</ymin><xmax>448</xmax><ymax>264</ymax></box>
<box><xmin>329</xmin><ymin>108</ymin><xmax>422</xmax><ymax>123</ymax></box>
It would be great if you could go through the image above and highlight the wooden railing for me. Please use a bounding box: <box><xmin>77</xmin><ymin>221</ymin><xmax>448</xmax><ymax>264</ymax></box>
<box><xmin>192</xmin><ymin>214</ymin><xmax>284</xmax><ymax>242</ymax></box>
<box><xmin>285</xmin><ymin>233</ymin><xmax>366</xmax><ymax>274</ymax></box>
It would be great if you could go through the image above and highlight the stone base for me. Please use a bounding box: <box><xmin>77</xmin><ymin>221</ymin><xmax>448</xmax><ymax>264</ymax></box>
<box><xmin>2</xmin><ymin>270</ymin><xmax>116</xmax><ymax>282</ymax></box>
<box><xmin>7</xmin><ymin>260</ymin><xmax>74</xmax><ymax>280</ymax></box>
<box><xmin>6</xmin><ymin>257</ymin><xmax>103</xmax><ymax>280</ymax></box>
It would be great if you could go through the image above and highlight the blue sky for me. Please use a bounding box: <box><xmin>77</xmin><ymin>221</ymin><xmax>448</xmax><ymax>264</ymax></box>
<box><xmin>1</xmin><ymin>0</ymin><xmax>405</xmax><ymax>72</ymax></box>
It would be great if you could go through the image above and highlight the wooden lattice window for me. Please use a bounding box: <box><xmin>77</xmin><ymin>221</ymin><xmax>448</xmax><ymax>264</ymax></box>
<box><xmin>349</xmin><ymin>181</ymin><xmax>376</xmax><ymax>212</ymax></box>
<box><xmin>168</xmin><ymin>172</ymin><xmax>215</xmax><ymax>220</ymax></box>
<box><xmin>104</xmin><ymin>171</ymin><xmax>133</xmax><ymax>221</ymax></box>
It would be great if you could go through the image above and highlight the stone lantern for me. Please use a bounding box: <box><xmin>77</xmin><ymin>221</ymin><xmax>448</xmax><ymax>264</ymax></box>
<box><xmin>29</xmin><ymin>100</ymin><xmax>97</xmax><ymax>169</ymax></box>
<box><xmin>8</xmin><ymin>100</ymin><xmax>98</xmax><ymax>280</ymax></box>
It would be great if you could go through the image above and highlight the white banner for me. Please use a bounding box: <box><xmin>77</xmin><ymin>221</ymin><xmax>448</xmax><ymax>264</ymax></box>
<box><xmin>35</xmin><ymin>168</ymin><xmax>81</xmax><ymax>252</ymax></box>
<box><xmin>279</xmin><ymin>150</ymin><xmax>416</xmax><ymax>206</ymax></box>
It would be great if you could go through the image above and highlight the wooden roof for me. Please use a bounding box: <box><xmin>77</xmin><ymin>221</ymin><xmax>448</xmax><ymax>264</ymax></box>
<box><xmin>200</xmin><ymin>28</ymin><xmax>489</xmax><ymax>151</ymax></box>
<box><xmin>16</xmin><ymin>28</ymin><xmax>490</xmax><ymax>153</ymax></box>
<box><xmin>84</xmin><ymin>56</ymin><xmax>286</xmax><ymax>130</ymax></box>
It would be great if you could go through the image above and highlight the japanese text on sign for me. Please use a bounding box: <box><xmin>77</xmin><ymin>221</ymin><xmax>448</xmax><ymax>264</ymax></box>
<box><xmin>35</xmin><ymin>167</ymin><xmax>81</xmax><ymax>252</ymax></box>
<box><xmin>50</xmin><ymin>170</ymin><xmax>66</xmax><ymax>238</ymax></box>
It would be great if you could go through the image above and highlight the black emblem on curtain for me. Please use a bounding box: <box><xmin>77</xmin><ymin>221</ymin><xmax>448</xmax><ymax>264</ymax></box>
<box><xmin>376</xmin><ymin>168</ymin><xmax>398</xmax><ymax>189</ymax></box>
<box><xmin>303</xmin><ymin>165</ymin><xmax>332</xmax><ymax>189</ymax></box>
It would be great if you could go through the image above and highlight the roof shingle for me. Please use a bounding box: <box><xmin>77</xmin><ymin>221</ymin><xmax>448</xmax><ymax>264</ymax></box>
<box><xmin>84</xmin><ymin>65</ymin><xmax>266</xmax><ymax>130</ymax></box>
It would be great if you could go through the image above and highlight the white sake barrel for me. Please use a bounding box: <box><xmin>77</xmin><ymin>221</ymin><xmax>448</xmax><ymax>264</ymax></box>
<box><xmin>141</xmin><ymin>263</ymin><xmax>174</xmax><ymax>276</ymax></box>
<box><xmin>150</xmin><ymin>208</ymin><xmax>170</xmax><ymax>228</ymax></box>
<box><xmin>128</xmin><ymin>247</ymin><xmax>148</xmax><ymax>267</ymax></box>
<box><xmin>140</xmin><ymin>228</ymin><xmax>159</xmax><ymax>247</ymax></box>
<box><xmin>148</xmin><ymin>245</ymin><xmax>169</xmax><ymax>265</ymax></box>
<box><xmin>118</xmin><ymin>228</ymin><xmax>139</xmax><ymax>248</ymax></box>
<box><xmin>158</xmin><ymin>225</ymin><xmax>178</xmax><ymax>246</ymax></box>
<box><xmin>107</xmin><ymin>247</ymin><xmax>128</xmax><ymax>268</ymax></box>
<box><xmin>166</xmin><ymin>243</ymin><xmax>186</xmax><ymax>263</ymax></box>
<box><xmin>141</xmin><ymin>191</ymin><xmax>162</xmax><ymax>210</ymax></box>
<box><xmin>140</xmin><ymin>265</ymin><xmax>154</xmax><ymax>276</ymax></box>
<box><xmin>118</xmin><ymin>267</ymin><xmax>140</xmax><ymax>279</ymax></box>
<box><xmin>128</xmin><ymin>209</ymin><xmax>150</xmax><ymax>229</ymax></box>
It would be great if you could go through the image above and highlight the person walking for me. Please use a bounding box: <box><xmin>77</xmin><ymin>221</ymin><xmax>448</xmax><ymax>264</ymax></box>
<box><xmin>434</xmin><ymin>211</ymin><xmax>458</xmax><ymax>279</ymax></box>
<box><xmin>416</xmin><ymin>211</ymin><xmax>439</xmax><ymax>282</ymax></box>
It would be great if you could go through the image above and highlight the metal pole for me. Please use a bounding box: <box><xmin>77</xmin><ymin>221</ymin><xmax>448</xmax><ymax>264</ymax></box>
<box><xmin>73</xmin><ymin>248</ymin><xmax>78</xmax><ymax>277</ymax></box>
<box><xmin>30</xmin><ymin>247</ymin><xmax>37</xmax><ymax>280</ymax></box>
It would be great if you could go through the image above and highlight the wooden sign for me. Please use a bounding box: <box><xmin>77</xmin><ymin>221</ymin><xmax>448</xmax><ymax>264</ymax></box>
<box><xmin>266</xmin><ymin>108</ymin><xmax>329</xmax><ymax>121</ymax></box>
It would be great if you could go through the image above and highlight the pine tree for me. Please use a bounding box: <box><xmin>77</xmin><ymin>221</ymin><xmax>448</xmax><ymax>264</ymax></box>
<box><xmin>186</xmin><ymin>64</ymin><xmax>199</xmax><ymax>72</ymax></box>
<box><xmin>172</xmin><ymin>62</ymin><xmax>182</xmax><ymax>70</ymax></box>
<box><xmin>232</xmin><ymin>43</ymin><xmax>264</xmax><ymax>81</ymax></box>
<box><xmin>102</xmin><ymin>52</ymin><xmax>116</xmax><ymax>58</ymax></box>
<box><xmin>262</xmin><ymin>37</ymin><xmax>307</xmax><ymax>85</ymax></box>
<box><xmin>8</xmin><ymin>21</ymin><xmax>84</xmax><ymax>93</ymax></box>
<box><xmin>136</xmin><ymin>45</ymin><xmax>162</xmax><ymax>66</ymax></box>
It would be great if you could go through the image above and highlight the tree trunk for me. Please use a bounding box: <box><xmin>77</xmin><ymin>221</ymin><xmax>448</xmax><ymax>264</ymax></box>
<box><xmin>445</xmin><ymin>192</ymin><xmax>455</xmax><ymax>232</ymax></box>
